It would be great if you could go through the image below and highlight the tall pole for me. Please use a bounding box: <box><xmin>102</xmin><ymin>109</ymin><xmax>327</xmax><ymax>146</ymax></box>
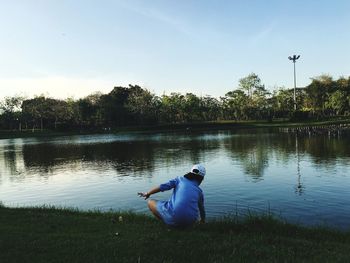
<box><xmin>293</xmin><ymin>61</ymin><xmax>296</xmax><ymax>111</ymax></box>
<box><xmin>288</xmin><ymin>55</ymin><xmax>300</xmax><ymax>111</ymax></box>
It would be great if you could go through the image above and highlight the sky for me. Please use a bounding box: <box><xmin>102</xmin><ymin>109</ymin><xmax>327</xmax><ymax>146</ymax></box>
<box><xmin>0</xmin><ymin>0</ymin><xmax>349</xmax><ymax>99</ymax></box>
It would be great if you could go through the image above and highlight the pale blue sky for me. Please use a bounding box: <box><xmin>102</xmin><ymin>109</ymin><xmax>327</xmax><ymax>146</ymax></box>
<box><xmin>0</xmin><ymin>0</ymin><xmax>349</xmax><ymax>99</ymax></box>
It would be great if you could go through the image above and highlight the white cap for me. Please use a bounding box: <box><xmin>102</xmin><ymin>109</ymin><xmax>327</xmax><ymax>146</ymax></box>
<box><xmin>190</xmin><ymin>164</ymin><xmax>206</xmax><ymax>177</ymax></box>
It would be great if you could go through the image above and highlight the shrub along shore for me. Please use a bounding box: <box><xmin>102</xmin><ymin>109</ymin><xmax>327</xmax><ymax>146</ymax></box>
<box><xmin>0</xmin><ymin>206</ymin><xmax>350</xmax><ymax>263</ymax></box>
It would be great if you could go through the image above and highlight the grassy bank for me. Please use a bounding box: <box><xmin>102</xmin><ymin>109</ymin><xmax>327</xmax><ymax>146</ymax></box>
<box><xmin>1</xmin><ymin>118</ymin><xmax>350</xmax><ymax>139</ymax></box>
<box><xmin>1</xmin><ymin>206</ymin><xmax>350</xmax><ymax>262</ymax></box>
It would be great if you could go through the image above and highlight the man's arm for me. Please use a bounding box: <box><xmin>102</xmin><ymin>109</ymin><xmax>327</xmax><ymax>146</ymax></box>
<box><xmin>138</xmin><ymin>177</ymin><xmax>179</xmax><ymax>200</ymax></box>
<box><xmin>138</xmin><ymin>186</ymin><xmax>161</xmax><ymax>200</ymax></box>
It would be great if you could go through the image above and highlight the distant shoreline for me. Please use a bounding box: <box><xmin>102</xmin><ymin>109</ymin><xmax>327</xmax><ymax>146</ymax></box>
<box><xmin>1</xmin><ymin>118</ymin><xmax>350</xmax><ymax>139</ymax></box>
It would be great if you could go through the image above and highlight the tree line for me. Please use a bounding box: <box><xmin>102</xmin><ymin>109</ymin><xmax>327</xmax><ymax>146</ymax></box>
<box><xmin>1</xmin><ymin>74</ymin><xmax>350</xmax><ymax>131</ymax></box>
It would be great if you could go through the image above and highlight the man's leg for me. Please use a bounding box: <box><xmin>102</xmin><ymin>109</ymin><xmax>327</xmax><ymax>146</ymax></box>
<box><xmin>147</xmin><ymin>199</ymin><xmax>162</xmax><ymax>221</ymax></box>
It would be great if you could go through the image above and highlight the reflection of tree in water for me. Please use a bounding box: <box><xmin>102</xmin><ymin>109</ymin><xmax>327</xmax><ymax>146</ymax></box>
<box><xmin>223</xmin><ymin>134</ymin><xmax>270</xmax><ymax>181</ymax></box>
<box><xmin>3</xmin><ymin>144</ymin><xmax>17</xmax><ymax>175</ymax></box>
<box><xmin>304</xmin><ymin>135</ymin><xmax>350</xmax><ymax>166</ymax></box>
<box><xmin>274</xmin><ymin>132</ymin><xmax>350</xmax><ymax>168</ymax></box>
<box><xmin>20</xmin><ymin>134</ymin><xmax>222</xmax><ymax>178</ymax></box>
<box><xmin>271</xmin><ymin>132</ymin><xmax>350</xmax><ymax>194</ymax></box>
<box><xmin>22</xmin><ymin>141</ymin><xmax>157</xmax><ymax>176</ymax></box>
<box><xmin>1</xmin><ymin>143</ymin><xmax>26</xmax><ymax>181</ymax></box>
<box><xmin>222</xmin><ymin>130</ymin><xmax>350</xmax><ymax>187</ymax></box>
<box><xmin>243</xmin><ymin>148</ymin><xmax>269</xmax><ymax>181</ymax></box>
<box><xmin>22</xmin><ymin>143</ymin><xmax>85</xmax><ymax>176</ymax></box>
<box><xmin>161</xmin><ymin>133</ymin><xmax>222</xmax><ymax>167</ymax></box>
<box><xmin>5</xmin><ymin>130</ymin><xmax>350</xmax><ymax>183</ymax></box>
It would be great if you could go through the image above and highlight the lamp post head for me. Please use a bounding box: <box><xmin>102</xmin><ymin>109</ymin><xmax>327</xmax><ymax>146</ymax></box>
<box><xmin>288</xmin><ymin>54</ymin><xmax>300</xmax><ymax>62</ymax></box>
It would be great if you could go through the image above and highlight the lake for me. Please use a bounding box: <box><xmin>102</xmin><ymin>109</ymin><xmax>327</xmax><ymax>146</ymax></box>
<box><xmin>1</xmin><ymin>129</ymin><xmax>350</xmax><ymax>229</ymax></box>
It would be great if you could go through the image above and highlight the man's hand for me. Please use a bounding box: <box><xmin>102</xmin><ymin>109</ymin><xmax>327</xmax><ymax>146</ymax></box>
<box><xmin>138</xmin><ymin>187</ymin><xmax>160</xmax><ymax>200</ymax></box>
<box><xmin>137</xmin><ymin>192</ymin><xmax>150</xmax><ymax>200</ymax></box>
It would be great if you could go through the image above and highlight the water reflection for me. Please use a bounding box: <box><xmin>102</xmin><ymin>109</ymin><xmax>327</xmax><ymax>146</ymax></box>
<box><xmin>222</xmin><ymin>133</ymin><xmax>270</xmax><ymax>181</ymax></box>
<box><xmin>20</xmin><ymin>141</ymin><xmax>157</xmax><ymax>177</ymax></box>
<box><xmin>1</xmin><ymin>133</ymin><xmax>223</xmax><ymax>180</ymax></box>
<box><xmin>1</xmin><ymin>130</ymin><xmax>350</xmax><ymax>181</ymax></box>
<box><xmin>4</xmin><ymin>144</ymin><xmax>17</xmax><ymax>174</ymax></box>
<box><xmin>295</xmin><ymin>135</ymin><xmax>305</xmax><ymax>195</ymax></box>
<box><xmin>1</xmin><ymin>141</ymin><xmax>26</xmax><ymax>182</ymax></box>
<box><xmin>1</xmin><ymin>130</ymin><xmax>350</xmax><ymax>228</ymax></box>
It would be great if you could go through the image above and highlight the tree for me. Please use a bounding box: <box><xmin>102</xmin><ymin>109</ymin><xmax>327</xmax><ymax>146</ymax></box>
<box><xmin>126</xmin><ymin>85</ymin><xmax>160</xmax><ymax>125</ymax></box>
<box><xmin>222</xmin><ymin>90</ymin><xmax>249</xmax><ymax>120</ymax></box>
<box><xmin>77</xmin><ymin>92</ymin><xmax>103</xmax><ymax>127</ymax></box>
<box><xmin>326</xmin><ymin>90</ymin><xmax>348</xmax><ymax>115</ymax></box>
<box><xmin>0</xmin><ymin>95</ymin><xmax>25</xmax><ymax>130</ymax></box>
<box><xmin>65</xmin><ymin>97</ymin><xmax>80</xmax><ymax>127</ymax></box>
<box><xmin>201</xmin><ymin>96</ymin><xmax>221</xmax><ymax>121</ymax></box>
<box><xmin>22</xmin><ymin>96</ymin><xmax>55</xmax><ymax>131</ymax></box>
<box><xmin>271</xmin><ymin>88</ymin><xmax>294</xmax><ymax>117</ymax></box>
<box><xmin>183</xmin><ymin>93</ymin><xmax>202</xmax><ymax>122</ymax></box>
<box><xmin>99</xmin><ymin>86</ymin><xmax>132</xmax><ymax>127</ymax></box>
<box><xmin>251</xmin><ymin>85</ymin><xmax>270</xmax><ymax>119</ymax></box>
<box><xmin>50</xmin><ymin>99</ymin><xmax>74</xmax><ymax>129</ymax></box>
<box><xmin>160</xmin><ymin>93</ymin><xmax>186</xmax><ymax>123</ymax></box>
<box><xmin>305</xmin><ymin>75</ymin><xmax>335</xmax><ymax>115</ymax></box>
<box><xmin>238</xmin><ymin>73</ymin><xmax>264</xmax><ymax>100</ymax></box>
<box><xmin>336</xmin><ymin>76</ymin><xmax>350</xmax><ymax>90</ymax></box>
<box><xmin>236</xmin><ymin>73</ymin><xmax>269</xmax><ymax>119</ymax></box>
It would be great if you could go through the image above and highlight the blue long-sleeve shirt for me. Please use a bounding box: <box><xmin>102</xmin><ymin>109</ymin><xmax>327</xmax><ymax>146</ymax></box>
<box><xmin>156</xmin><ymin>176</ymin><xmax>205</xmax><ymax>227</ymax></box>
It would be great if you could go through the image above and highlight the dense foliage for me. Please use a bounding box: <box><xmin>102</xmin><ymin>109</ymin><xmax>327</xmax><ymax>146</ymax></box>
<box><xmin>1</xmin><ymin>74</ymin><xmax>350</xmax><ymax>131</ymax></box>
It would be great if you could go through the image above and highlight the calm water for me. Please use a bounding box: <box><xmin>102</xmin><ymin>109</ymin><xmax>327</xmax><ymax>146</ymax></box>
<box><xmin>1</xmin><ymin>129</ymin><xmax>350</xmax><ymax>229</ymax></box>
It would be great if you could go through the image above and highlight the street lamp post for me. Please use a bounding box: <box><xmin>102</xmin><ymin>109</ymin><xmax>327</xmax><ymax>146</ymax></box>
<box><xmin>288</xmin><ymin>55</ymin><xmax>300</xmax><ymax>111</ymax></box>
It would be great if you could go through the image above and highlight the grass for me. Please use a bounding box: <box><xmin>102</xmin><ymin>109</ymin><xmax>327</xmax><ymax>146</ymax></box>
<box><xmin>1</xmin><ymin>206</ymin><xmax>350</xmax><ymax>262</ymax></box>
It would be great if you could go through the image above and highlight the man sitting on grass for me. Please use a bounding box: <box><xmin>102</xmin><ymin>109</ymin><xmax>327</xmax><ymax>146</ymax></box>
<box><xmin>138</xmin><ymin>164</ymin><xmax>206</xmax><ymax>227</ymax></box>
